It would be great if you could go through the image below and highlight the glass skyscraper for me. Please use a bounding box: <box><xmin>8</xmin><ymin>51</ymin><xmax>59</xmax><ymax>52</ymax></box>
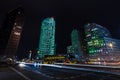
<box><xmin>38</xmin><ymin>17</ymin><xmax>55</xmax><ymax>59</ymax></box>
<box><xmin>84</xmin><ymin>23</ymin><xmax>120</xmax><ymax>61</ymax></box>
<box><xmin>84</xmin><ymin>23</ymin><xmax>111</xmax><ymax>57</ymax></box>
<box><xmin>71</xmin><ymin>29</ymin><xmax>83</xmax><ymax>61</ymax></box>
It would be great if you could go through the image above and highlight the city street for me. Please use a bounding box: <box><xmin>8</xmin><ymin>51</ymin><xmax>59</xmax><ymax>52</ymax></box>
<box><xmin>0</xmin><ymin>63</ymin><xmax>120</xmax><ymax>80</ymax></box>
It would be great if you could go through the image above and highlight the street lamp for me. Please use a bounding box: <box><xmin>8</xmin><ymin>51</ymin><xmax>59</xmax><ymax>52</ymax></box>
<box><xmin>29</xmin><ymin>50</ymin><xmax>32</xmax><ymax>60</ymax></box>
<box><xmin>37</xmin><ymin>51</ymin><xmax>43</xmax><ymax>59</ymax></box>
<box><xmin>109</xmin><ymin>43</ymin><xmax>114</xmax><ymax>61</ymax></box>
<box><xmin>109</xmin><ymin>43</ymin><xmax>113</xmax><ymax>49</ymax></box>
<box><xmin>37</xmin><ymin>50</ymin><xmax>43</xmax><ymax>64</ymax></box>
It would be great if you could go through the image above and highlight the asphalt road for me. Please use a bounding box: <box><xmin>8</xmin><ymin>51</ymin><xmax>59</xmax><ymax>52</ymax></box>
<box><xmin>0</xmin><ymin>64</ymin><xmax>120</xmax><ymax>80</ymax></box>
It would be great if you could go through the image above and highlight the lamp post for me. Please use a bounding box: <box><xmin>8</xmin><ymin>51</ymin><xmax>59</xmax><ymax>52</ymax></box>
<box><xmin>109</xmin><ymin>43</ymin><xmax>114</xmax><ymax>61</ymax></box>
<box><xmin>37</xmin><ymin>50</ymin><xmax>43</xmax><ymax>64</ymax></box>
<box><xmin>29</xmin><ymin>50</ymin><xmax>32</xmax><ymax>60</ymax></box>
<box><xmin>36</xmin><ymin>50</ymin><xmax>40</xmax><ymax>59</ymax></box>
<box><xmin>109</xmin><ymin>43</ymin><xmax>113</xmax><ymax>54</ymax></box>
<box><xmin>109</xmin><ymin>43</ymin><xmax>113</xmax><ymax>49</ymax></box>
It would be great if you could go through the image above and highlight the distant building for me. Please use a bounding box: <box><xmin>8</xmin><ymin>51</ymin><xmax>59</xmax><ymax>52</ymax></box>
<box><xmin>38</xmin><ymin>17</ymin><xmax>56</xmax><ymax>59</ymax></box>
<box><xmin>71</xmin><ymin>29</ymin><xmax>83</xmax><ymax>61</ymax></box>
<box><xmin>0</xmin><ymin>6</ymin><xmax>24</xmax><ymax>58</ymax></box>
<box><xmin>67</xmin><ymin>45</ymin><xmax>74</xmax><ymax>54</ymax></box>
<box><xmin>84</xmin><ymin>23</ymin><xmax>111</xmax><ymax>57</ymax></box>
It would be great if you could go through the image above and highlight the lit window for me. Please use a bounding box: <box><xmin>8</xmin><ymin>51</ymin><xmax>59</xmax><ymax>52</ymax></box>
<box><xmin>14</xmin><ymin>32</ymin><xmax>20</xmax><ymax>35</ymax></box>
<box><xmin>16</xmin><ymin>26</ymin><xmax>22</xmax><ymax>29</ymax></box>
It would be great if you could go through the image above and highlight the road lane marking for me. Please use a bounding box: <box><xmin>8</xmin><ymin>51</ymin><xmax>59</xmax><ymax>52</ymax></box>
<box><xmin>9</xmin><ymin>67</ymin><xmax>31</xmax><ymax>80</ymax></box>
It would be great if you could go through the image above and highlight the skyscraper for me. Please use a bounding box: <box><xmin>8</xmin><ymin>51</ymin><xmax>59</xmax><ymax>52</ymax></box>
<box><xmin>71</xmin><ymin>29</ymin><xmax>83</xmax><ymax>61</ymax></box>
<box><xmin>0</xmin><ymin>6</ymin><xmax>24</xmax><ymax>58</ymax></box>
<box><xmin>38</xmin><ymin>17</ymin><xmax>55</xmax><ymax>59</ymax></box>
<box><xmin>84</xmin><ymin>23</ymin><xmax>111</xmax><ymax>57</ymax></box>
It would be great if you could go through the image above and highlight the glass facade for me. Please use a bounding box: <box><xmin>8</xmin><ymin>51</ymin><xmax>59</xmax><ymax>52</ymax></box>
<box><xmin>104</xmin><ymin>37</ymin><xmax>120</xmax><ymax>54</ymax></box>
<box><xmin>104</xmin><ymin>37</ymin><xmax>120</xmax><ymax>61</ymax></box>
<box><xmin>84</xmin><ymin>23</ymin><xmax>111</xmax><ymax>56</ymax></box>
<box><xmin>71</xmin><ymin>29</ymin><xmax>83</xmax><ymax>61</ymax></box>
<box><xmin>38</xmin><ymin>17</ymin><xmax>55</xmax><ymax>59</ymax></box>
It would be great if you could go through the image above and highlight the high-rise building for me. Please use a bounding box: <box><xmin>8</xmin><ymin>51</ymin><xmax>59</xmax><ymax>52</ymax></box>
<box><xmin>84</xmin><ymin>23</ymin><xmax>111</xmax><ymax>57</ymax></box>
<box><xmin>84</xmin><ymin>23</ymin><xmax>120</xmax><ymax>61</ymax></box>
<box><xmin>71</xmin><ymin>29</ymin><xmax>83</xmax><ymax>61</ymax></box>
<box><xmin>38</xmin><ymin>17</ymin><xmax>56</xmax><ymax>59</ymax></box>
<box><xmin>0</xmin><ymin>6</ymin><xmax>24</xmax><ymax>58</ymax></box>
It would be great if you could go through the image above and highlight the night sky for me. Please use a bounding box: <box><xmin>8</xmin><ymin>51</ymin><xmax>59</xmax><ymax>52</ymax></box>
<box><xmin>0</xmin><ymin>0</ymin><xmax>120</xmax><ymax>57</ymax></box>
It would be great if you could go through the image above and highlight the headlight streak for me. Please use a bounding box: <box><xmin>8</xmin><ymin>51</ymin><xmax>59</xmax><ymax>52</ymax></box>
<box><xmin>17</xmin><ymin>62</ymin><xmax>120</xmax><ymax>76</ymax></box>
<box><xmin>18</xmin><ymin>63</ymin><xmax>26</xmax><ymax>67</ymax></box>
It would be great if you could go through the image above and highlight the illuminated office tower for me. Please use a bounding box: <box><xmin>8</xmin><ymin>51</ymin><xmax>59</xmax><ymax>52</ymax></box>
<box><xmin>84</xmin><ymin>23</ymin><xmax>111</xmax><ymax>57</ymax></box>
<box><xmin>71</xmin><ymin>29</ymin><xmax>83</xmax><ymax>61</ymax></box>
<box><xmin>38</xmin><ymin>17</ymin><xmax>55</xmax><ymax>58</ymax></box>
<box><xmin>0</xmin><ymin>7</ymin><xmax>24</xmax><ymax>58</ymax></box>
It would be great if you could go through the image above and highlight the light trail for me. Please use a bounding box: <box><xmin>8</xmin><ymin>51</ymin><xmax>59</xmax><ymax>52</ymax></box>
<box><xmin>17</xmin><ymin>62</ymin><xmax>120</xmax><ymax>75</ymax></box>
